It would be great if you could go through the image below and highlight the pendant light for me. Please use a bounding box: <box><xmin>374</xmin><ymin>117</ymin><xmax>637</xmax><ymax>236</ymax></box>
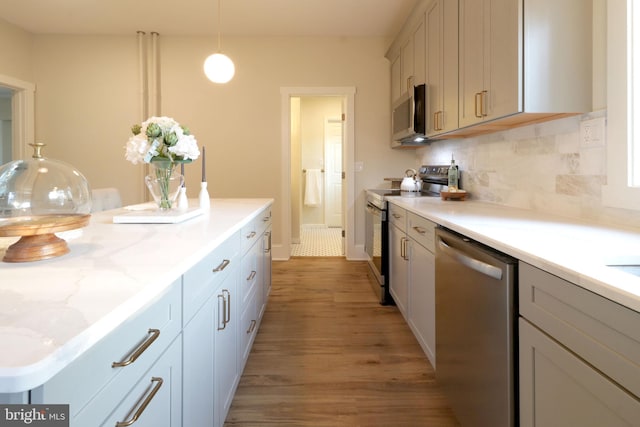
<box><xmin>204</xmin><ymin>0</ymin><xmax>235</xmax><ymax>84</ymax></box>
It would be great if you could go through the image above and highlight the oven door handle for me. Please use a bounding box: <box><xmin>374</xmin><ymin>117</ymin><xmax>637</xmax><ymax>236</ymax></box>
<box><xmin>437</xmin><ymin>237</ymin><xmax>503</xmax><ymax>280</ymax></box>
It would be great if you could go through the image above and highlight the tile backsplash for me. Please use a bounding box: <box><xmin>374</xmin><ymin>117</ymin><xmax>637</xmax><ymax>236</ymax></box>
<box><xmin>418</xmin><ymin>111</ymin><xmax>640</xmax><ymax>229</ymax></box>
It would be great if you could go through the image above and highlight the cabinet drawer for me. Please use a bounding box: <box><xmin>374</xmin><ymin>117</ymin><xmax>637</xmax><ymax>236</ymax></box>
<box><xmin>407</xmin><ymin>212</ymin><xmax>436</xmax><ymax>252</ymax></box>
<box><xmin>388</xmin><ymin>203</ymin><xmax>407</xmax><ymax>231</ymax></box>
<box><xmin>183</xmin><ymin>231</ymin><xmax>240</xmax><ymax>323</ymax></box>
<box><xmin>239</xmin><ymin>286</ymin><xmax>259</xmax><ymax>373</ymax></box>
<box><xmin>519</xmin><ymin>262</ymin><xmax>640</xmax><ymax>398</ymax></box>
<box><xmin>76</xmin><ymin>336</ymin><xmax>183</xmax><ymax>427</ymax></box>
<box><xmin>239</xmin><ymin>242</ymin><xmax>260</xmax><ymax>308</ymax></box>
<box><xmin>31</xmin><ymin>282</ymin><xmax>182</xmax><ymax>420</ymax></box>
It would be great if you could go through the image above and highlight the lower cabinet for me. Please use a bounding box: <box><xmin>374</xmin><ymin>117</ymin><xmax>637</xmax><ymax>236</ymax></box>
<box><xmin>388</xmin><ymin>203</ymin><xmax>437</xmax><ymax>368</ymax></box>
<box><xmin>519</xmin><ymin>262</ymin><xmax>640</xmax><ymax>426</ymax></box>
<box><xmin>98</xmin><ymin>337</ymin><xmax>182</xmax><ymax>427</ymax></box>
<box><xmin>519</xmin><ymin>319</ymin><xmax>640</xmax><ymax>427</ymax></box>
<box><xmin>407</xmin><ymin>239</ymin><xmax>436</xmax><ymax>367</ymax></box>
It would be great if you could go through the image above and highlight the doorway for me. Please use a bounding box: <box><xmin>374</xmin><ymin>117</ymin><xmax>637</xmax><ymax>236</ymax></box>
<box><xmin>290</xmin><ymin>96</ymin><xmax>344</xmax><ymax>256</ymax></box>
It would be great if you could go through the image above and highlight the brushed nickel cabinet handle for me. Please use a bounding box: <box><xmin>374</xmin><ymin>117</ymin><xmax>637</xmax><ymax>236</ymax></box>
<box><xmin>262</xmin><ymin>216</ymin><xmax>270</xmax><ymax>222</ymax></box>
<box><xmin>115</xmin><ymin>377</ymin><xmax>163</xmax><ymax>426</ymax></box>
<box><xmin>247</xmin><ymin>270</ymin><xmax>257</xmax><ymax>281</ymax></box>
<box><xmin>246</xmin><ymin>231</ymin><xmax>257</xmax><ymax>239</ymax></box>
<box><xmin>246</xmin><ymin>319</ymin><xmax>257</xmax><ymax>334</ymax></box>
<box><xmin>217</xmin><ymin>293</ymin><xmax>226</xmax><ymax>330</ymax></box>
<box><xmin>264</xmin><ymin>231</ymin><xmax>272</xmax><ymax>253</ymax></box>
<box><xmin>223</xmin><ymin>289</ymin><xmax>231</xmax><ymax>325</ymax></box>
<box><xmin>112</xmin><ymin>329</ymin><xmax>160</xmax><ymax>368</ymax></box>
<box><xmin>212</xmin><ymin>259</ymin><xmax>230</xmax><ymax>272</ymax></box>
<box><xmin>392</xmin><ymin>213</ymin><xmax>401</xmax><ymax>219</ymax></box>
<box><xmin>412</xmin><ymin>226</ymin><xmax>427</xmax><ymax>235</ymax></box>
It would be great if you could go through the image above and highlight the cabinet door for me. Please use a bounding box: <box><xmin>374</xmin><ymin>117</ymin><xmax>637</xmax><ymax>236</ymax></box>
<box><xmin>215</xmin><ymin>271</ymin><xmax>239</xmax><ymax>427</ymax></box>
<box><xmin>401</xmin><ymin>36</ymin><xmax>414</xmax><ymax>97</ymax></box>
<box><xmin>426</xmin><ymin>0</ymin><xmax>459</xmax><ymax>136</ymax></box>
<box><xmin>260</xmin><ymin>228</ymin><xmax>272</xmax><ymax>318</ymax></box>
<box><xmin>100</xmin><ymin>337</ymin><xmax>182</xmax><ymax>427</ymax></box>
<box><xmin>182</xmin><ymin>294</ymin><xmax>215</xmax><ymax>427</ymax></box>
<box><xmin>487</xmin><ymin>0</ymin><xmax>520</xmax><ymax>119</ymax></box>
<box><xmin>458</xmin><ymin>0</ymin><xmax>486</xmax><ymax>128</ymax></box>
<box><xmin>389</xmin><ymin>223</ymin><xmax>409</xmax><ymax>319</ymax></box>
<box><xmin>408</xmin><ymin>241</ymin><xmax>436</xmax><ymax>368</ymax></box>
<box><xmin>459</xmin><ymin>0</ymin><xmax>520</xmax><ymax>128</ymax></box>
<box><xmin>519</xmin><ymin>319</ymin><xmax>640</xmax><ymax>427</ymax></box>
<box><xmin>390</xmin><ymin>52</ymin><xmax>402</xmax><ymax>104</ymax></box>
<box><xmin>412</xmin><ymin>16</ymin><xmax>426</xmax><ymax>86</ymax></box>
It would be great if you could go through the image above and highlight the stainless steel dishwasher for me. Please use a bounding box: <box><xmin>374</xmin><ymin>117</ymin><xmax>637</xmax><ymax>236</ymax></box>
<box><xmin>435</xmin><ymin>227</ymin><xmax>518</xmax><ymax>427</ymax></box>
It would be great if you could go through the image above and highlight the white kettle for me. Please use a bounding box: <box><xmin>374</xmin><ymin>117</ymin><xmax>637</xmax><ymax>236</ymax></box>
<box><xmin>400</xmin><ymin>169</ymin><xmax>422</xmax><ymax>192</ymax></box>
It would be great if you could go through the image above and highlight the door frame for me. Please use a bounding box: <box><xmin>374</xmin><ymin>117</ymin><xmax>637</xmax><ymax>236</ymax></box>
<box><xmin>0</xmin><ymin>74</ymin><xmax>35</xmax><ymax>161</ymax></box>
<box><xmin>279</xmin><ymin>86</ymin><xmax>356</xmax><ymax>260</ymax></box>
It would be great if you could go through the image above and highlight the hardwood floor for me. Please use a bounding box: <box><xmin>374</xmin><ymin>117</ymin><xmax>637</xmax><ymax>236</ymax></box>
<box><xmin>224</xmin><ymin>257</ymin><xmax>460</xmax><ymax>426</ymax></box>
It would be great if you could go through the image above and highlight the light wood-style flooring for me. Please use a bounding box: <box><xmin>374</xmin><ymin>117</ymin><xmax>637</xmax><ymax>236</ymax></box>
<box><xmin>224</xmin><ymin>257</ymin><xmax>460</xmax><ymax>426</ymax></box>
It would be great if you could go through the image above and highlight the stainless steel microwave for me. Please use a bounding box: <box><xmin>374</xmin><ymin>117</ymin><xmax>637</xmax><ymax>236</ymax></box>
<box><xmin>391</xmin><ymin>84</ymin><xmax>427</xmax><ymax>147</ymax></box>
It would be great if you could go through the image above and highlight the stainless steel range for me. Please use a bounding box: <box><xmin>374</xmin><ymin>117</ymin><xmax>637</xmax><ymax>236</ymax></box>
<box><xmin>364</xmin><ymin>165</ymin><xmax>452</xmax><ymax>304</ymax></box>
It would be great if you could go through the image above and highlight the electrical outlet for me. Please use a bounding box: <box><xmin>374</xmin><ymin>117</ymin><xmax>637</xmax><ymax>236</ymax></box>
<box><xmin>580</xmin><ymin>117</ymin><xmax>606</xmax><ymax>148</ymax></box>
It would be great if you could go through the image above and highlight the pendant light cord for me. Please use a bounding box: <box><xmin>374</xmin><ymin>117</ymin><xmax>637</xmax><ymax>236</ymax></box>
<box><xmin>217</xmin><ymin>0</ymin><xmax>222</xmax><ymax>52</ymax></box>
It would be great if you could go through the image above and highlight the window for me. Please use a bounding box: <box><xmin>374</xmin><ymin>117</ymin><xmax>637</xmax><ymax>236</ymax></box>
<box><xmin>603</xmin><ymin>0</ymin><xmax>640</xmax><ymax>209</ymax></box>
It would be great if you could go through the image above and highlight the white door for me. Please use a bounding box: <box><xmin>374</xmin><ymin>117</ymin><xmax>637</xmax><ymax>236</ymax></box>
<box><xmin>324</xmin><ymin>118</ymin><xmax>343</xmax><ymax>228</ymax></box>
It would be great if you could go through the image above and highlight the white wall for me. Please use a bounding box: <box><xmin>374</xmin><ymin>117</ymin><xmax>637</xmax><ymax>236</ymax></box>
<box><xmin>10</xmin><ymin>31</ymin><xmax>415</xmax><ymax>252</ymax></box>
<box><xmin>0</xmin><ymin>18</ymin><xmax>34</xmax><ymax>82</ymax></box>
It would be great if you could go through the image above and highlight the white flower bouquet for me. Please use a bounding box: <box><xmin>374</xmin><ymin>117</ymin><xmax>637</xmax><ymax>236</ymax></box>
<box><xmin>125</xmin><ymin>116</ymin><xmax>200</xmax><ymax>165</ymax></box>
<box><xmin>125</xmin><ymin>116</ymin><xmax>200</xmax><ymax>210</ymax></box>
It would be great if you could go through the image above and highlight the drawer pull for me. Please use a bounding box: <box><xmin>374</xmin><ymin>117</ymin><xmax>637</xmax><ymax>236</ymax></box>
<box><xmin>246</xmin><ymin>231</ymin><xmax>257</xmax><ymax>239</ymax></box>
<box><xmin>412</xmin><ymin>226</ymin><xmax>427</xmax><ymax>235</ymax></box>
<box><xmin>115</xmin><ymin>376</ymin><xmax>163</xmax><ymax>426</ymax></box>
<box><xmin>392</xmin><ymin>213</ymin><xmax>401</xmax><ymax>219</ymax></box>
<box><xmin>262</xmin><ymin>216</ymin><xmax>270</xmax><ymax>222</ymax></box>
<box><xmin>264</xmin><ymin>231</ymin><xmax>272</xmax><ymax>253</ymax></box>
<box><xmin>212</xmin><ymin>259</ymin><xmax>230</xmax><ymax>272</ymax></box>
<box><xmin>247</xmin><ymin>319</ymin><xmax>257</xmax><ymax>334</ymax></box>
<box><xmin>247</xmin><ymin>270</ymin><xmax>257</xmax><ymax>281</ymax></box>
<box><xmin>112</xmin><ymin>329</ymin><xmax>160</xmax><ymax>368</ymax></box>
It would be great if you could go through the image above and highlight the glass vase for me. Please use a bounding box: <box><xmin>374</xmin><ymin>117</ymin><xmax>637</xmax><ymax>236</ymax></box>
<box><xmin>145</xmin><ymin>161</ymin><xmax>184</xmax><ymax>210</ymax></box>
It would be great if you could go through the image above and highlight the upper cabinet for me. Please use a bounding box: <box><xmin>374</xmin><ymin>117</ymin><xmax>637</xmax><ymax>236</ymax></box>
<box><xmin>425</xmin><ymin>0</ymin><xmax>458</xmax><ymax>136</ymax></box>
<box><xmin>388</xmin><ymin>9</ymin><xmax>426</xmax><ymax>106</ymax></box>
<box><xmin>387</xmin><ymin>0</ymin><xmax>593</xmax><ymax>143</ymax></box>
<box><xmin>458</xmin><ymin>0</ymin><xmax>519</xmax><ymax>128</ymax></box>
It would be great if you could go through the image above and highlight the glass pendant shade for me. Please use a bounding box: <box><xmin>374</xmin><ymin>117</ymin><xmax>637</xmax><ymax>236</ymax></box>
<box><xmin>0</xmin><ymin>143</ymin><xmax>91</xmax><ymax>217</ymax></box>
<box><xmin>204</xmin><ymin>53</ymin><xmax>235</xmax><ymax>84</ymax></box>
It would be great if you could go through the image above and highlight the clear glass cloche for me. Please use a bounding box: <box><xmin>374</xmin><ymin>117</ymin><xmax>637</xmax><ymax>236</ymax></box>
<box><xmin>0</xmin><ymin>143</ymin><xmax>91</xmax><ymax>217</ymax></box>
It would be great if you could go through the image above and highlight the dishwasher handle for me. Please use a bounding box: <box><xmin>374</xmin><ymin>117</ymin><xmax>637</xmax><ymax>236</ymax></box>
<box><xmin>438</xmin><ymin>237</ymin><xmax>503</xmax><ymax>280</ymax></box>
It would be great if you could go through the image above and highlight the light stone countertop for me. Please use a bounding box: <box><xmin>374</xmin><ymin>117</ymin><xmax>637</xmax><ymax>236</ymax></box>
<box><xmin>386</xmin><ymin>195</ymin><xmax>640</xmax><ymax>314</ymax></box>
<box><xmin>0</xmin><ymin>198</ymin><xmax>273</xmax><ymax>394</ymax></box>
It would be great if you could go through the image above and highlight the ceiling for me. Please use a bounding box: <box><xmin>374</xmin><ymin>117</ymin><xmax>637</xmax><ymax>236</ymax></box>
<box><xmin>0</xmin><ymin>0</ymin><xmax>419</xmax><ymax>38</ymax></box>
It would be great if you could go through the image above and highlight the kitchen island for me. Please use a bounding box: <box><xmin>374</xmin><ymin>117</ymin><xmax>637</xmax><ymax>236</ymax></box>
<box><xmin>0</xmin><ymin>198</ymin><xmax>273</xmax><ymax>427</ymax></box>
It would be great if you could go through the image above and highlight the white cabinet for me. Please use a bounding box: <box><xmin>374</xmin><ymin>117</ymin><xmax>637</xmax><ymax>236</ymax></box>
<box><xmin>406</xmin><ymin>212</ymin><xmax>436</xmax><ymax>368</ymax></box>
<box><xmin>456</xmin><ymin>0</ymin><xmax>592</xmax><ymax>134</ymax></box>
<box><xmin>425</xmin><ymin>0</ymin><xmax>458</xmax><ymax>136</ymax></box>
<box><xmin>214</xmin><ymin>271</ymin><xmax>239</xmax><ymax>427</ymax></box>
<box><xmin>31</xmin><ymin>282</ymin><xmax>182</xmax><ymax>426</ymax></box>
<box><xmin>388</xmin><ymin>204</ymin><xmax>437</xmax><ymax>367</ymax></box>
<box><xmin>387</xmin><ymin>9</ymin><xmax>426</xmax><ymax>105</ymax></box>
<box><xmin>519</xmin><ymin>262</ymin><xmax>640</xmax><ymax>426</ymax></box>
<box><xmin>182</xmin><ymin>231</ymin><xmax>240</xmax><ymax>427</ymax></box>
<box><xmin>98</xmin><ymin>337</ymin><xmax>182</xmax><ymax>427</ymax></box>
<box><xmin>390</xmin><ymin>0</ymin><xmax>593</xmax><ymax>140</ymax></box>
<box><xmin>388</xmin><ymin>204</ymin><xmax>409</xmax><ymax>319</ymax></box>
<box><xmin>458</xmin><ymin>0</ymin><xmax>519</xmax><ymax>128</ymax></box>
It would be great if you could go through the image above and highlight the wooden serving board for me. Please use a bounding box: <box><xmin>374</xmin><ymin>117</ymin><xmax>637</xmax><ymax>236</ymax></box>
<box><xmin>440</xmin><ymin>191</ymin><xmax>468</xmax><ymax>201</ymax></box>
